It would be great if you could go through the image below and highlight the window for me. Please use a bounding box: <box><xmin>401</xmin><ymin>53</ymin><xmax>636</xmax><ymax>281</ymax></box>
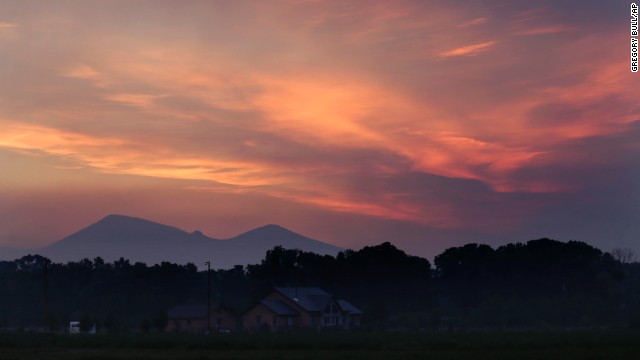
<box><xmin>324</xmin><ymin>316</ymin><xmax>336</xmax><ymax>326</ymax></box>
<box><xmin>256</xmin><ymin>315</ymin><xmax>262</xmax><ymax>325</ymax></box>
<box><xmin>323</xmin><ymin>303</ymin><xmax>338</xmax><ymax>325</ymax></box>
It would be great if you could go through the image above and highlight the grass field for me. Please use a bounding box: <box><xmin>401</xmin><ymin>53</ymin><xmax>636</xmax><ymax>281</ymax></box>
<box><xmin>1</xmin><ymin>331</ymin><xmax>638</xmax><ymax>359</ymax></box>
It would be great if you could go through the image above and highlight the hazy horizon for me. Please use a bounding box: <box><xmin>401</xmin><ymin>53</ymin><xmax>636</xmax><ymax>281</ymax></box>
<box><xmin>1</xmin><ymin>213</ymin><xmax>326</xmax><ymax>250</ymax></box>
<box><xmin>0</xmin><ymin>213</ymin><xmax>624</xmax><ymax>259</ymax></box>
<box><xmin>0</xmin><ymin>0</ymin><xmax>638</xmax><ymax>259</ymax></box>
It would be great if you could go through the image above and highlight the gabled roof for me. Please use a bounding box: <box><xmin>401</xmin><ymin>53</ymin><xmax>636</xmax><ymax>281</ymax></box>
<box><xmin>167</xmin><ymin>304</ymin><xmax>221</xmax><ymax>319</ymax></box>
<box><xmin>274</xmin><ymin>287</ymin><xmax>333</xmax><ymax>312</ymax></box>
<box><xmin>259</xmin><ymin>299</ymin><xmax>298</xmax><ymax>316</ymax></box>
<box><xmin>337</xmin><ymin>299</ymin><xmax>363</xmax><ymax>315</ymax></box>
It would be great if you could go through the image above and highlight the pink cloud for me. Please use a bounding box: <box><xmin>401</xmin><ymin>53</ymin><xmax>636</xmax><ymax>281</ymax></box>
<box><xmin>0</xmin><ymin>22</ymin><xmax>18</xmax><ymax>29</ymax></box>
<box><xmin>0</xmin><ymin>0</ymin><xmax>637</xmax><ymax>251</ymax></box>
<box><xmin>514</xmin><ymin>25</ymin><xmax>573</xmax><ymax>36</ymax></box>
<box><xmin>438</xmin><ymin>41</ymin><xmax>497</xmax><ymax>58</ymax></box>
<box><xmin>459</xmin><ymin>17</ymin><xmax>488</xmax><ymax>27</ymax></box>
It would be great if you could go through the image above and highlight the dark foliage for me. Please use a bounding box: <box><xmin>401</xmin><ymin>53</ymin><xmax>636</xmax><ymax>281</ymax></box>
<box><xmin>433</xmin><ymin>239</ymin><xmax>634</xmax><ymax>327</ymax></box>
<box><xmin>0</xmin><ymin>239</ymin><xmax>638</xmax><ymax>331</ymax></box>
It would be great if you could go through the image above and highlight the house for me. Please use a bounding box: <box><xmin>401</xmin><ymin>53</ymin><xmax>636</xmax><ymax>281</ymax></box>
<box><xmin>243</xmin><ymin>287</ymin><xmax>362</xmax><ymax>332</ymax></box>
<box><xmin>165</xmin><ymin>303</ymin><xmax>237</xmax><ymax>333</ymax></box>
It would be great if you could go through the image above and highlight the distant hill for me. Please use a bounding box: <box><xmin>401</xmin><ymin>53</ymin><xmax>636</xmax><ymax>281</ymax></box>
<box><xmin>0</xmin><ymin>246</ymin><xmax>29</xmax><ymax>261</ymax></box>
<box><xmin>15</xmin><ymin>215</ymin><xmax>342</xmax><ymax>269</ymax></box>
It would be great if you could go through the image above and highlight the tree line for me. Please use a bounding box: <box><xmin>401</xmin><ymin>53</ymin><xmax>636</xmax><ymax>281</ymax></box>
<box><xmin>0</xmin><ymin>239</ymin><xmax>638</xmax><ymax>331</ymax></box>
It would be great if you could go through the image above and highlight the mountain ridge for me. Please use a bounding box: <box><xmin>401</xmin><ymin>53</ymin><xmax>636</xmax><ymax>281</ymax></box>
<box><xmin>0</xmin><ymin>246</ymin><xmax>29</xmax><ymax>261</ymax></box>
<box><xmin>1</xmin><ymin>214</ymin><xmax>342</xmax><ymax>269</ymax></box>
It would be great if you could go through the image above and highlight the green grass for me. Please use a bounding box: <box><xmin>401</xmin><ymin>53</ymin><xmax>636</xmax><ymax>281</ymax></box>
<box><xmin>0</xmin><ymin>331</ymin><xmax>638</xmax><ymax>359</ymax></box>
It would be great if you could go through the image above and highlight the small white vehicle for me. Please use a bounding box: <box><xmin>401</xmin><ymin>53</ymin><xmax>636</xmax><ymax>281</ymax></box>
<box><xmin>69</xmin><ymin>321</ymin><xmax>96</xmax><ymax>334</ymax></box>
<box><xmin>69</xmin><ymin>321</ymin><xmax>80</xmax><ymax>334</ymax></box>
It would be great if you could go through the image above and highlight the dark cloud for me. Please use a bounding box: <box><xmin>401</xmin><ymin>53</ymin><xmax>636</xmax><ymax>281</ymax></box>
<box><xmin>526</xmin><ymin>95</ymin><xmax>633</xmax><ymax>127</ymax></box>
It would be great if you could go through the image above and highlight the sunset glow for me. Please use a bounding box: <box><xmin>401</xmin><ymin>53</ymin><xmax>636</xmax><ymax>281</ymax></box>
<box><xmin>0</xmin><ymin>0</ymin><xmax>637</xmax><ymax>257</ymax></box>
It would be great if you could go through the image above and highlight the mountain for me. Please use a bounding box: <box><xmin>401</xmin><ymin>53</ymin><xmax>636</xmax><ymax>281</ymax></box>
<box><xmin>221</xmin><ymin>224</ymin><xmax>343</xmax><ymax>266</ymax></box>
<box><xmin>0</xmin><ymin>246</ymin><xmax>29</xmax><ymax>261</ymax></box>
<box><xmin>36</xmin><ymin>215</ymin><xmax>343</xmax><ymax>269</ymax></box>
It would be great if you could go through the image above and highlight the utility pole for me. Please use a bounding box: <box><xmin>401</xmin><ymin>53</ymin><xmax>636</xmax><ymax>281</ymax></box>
<box><xmin>205</xmin><ymin>261</ymin><xmax>211</xmax><ymax>333</ymax></box>
<box><xmin>43</xmin><ymin>259</ymin><xmax>48</xmax><ymax>332</ymax></box>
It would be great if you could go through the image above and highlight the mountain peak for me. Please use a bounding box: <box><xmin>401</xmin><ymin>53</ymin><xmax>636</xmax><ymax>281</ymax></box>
<box><xmin>44</xmin><ymin>214</ymin><xmax>204</xmax><ymax>248</ymax></box>
<box><xmin>99</xmin><ymin>214</ymin><xmax>148</xmax><ymax>224</ymax></box>
<box><xmin>257</xmin><ymin>224</ymin><xmax>290</xmax><ymax>231</ymax></box>
<box><xmin>102</xmin><ymin>214</ymin><xmax>136</xmax><ymax>220</ymax></box>
<box><xmin>35</xmin><ymin>217</ymin><xmax>341</xmax><ymax>269</ymax></box>
<box><xmin>91</xmin><ymin>214</ymin><xmax>181</xmax><ymax>232</ymax></box>
<box><xmin>229</xmin><ymin>224</ymin><xmax>342</xmax><ymax>254</ymax></box>
<box><xmin>234</xmin><ymin>224</ymin><xmax>300</xmax><ymax>239</ymax></box>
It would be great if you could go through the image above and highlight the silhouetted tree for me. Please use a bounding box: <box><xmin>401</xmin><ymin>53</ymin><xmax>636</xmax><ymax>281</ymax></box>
<box><xmin>611</xmin><ymin>248</ymin><xmax>637</xmax><ymax>264</ymax></box>
<box><xmin>0</xmin><ymin>238</ymin><xmax>637</xmax><ymax>330</ymax></box>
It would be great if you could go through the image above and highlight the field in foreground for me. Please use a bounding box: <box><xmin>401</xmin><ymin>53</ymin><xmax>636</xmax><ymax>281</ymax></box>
<box><xmin>0</xmin><ymin>331</ymin><xmax>639</xmax><ymax>360</ymax></box>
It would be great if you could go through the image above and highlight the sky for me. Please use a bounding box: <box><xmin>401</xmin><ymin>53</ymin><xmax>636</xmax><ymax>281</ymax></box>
<box><xmin>0</xmin><ymin>0</ymin><xmax>638</xmax><ymax>258</ymax></box>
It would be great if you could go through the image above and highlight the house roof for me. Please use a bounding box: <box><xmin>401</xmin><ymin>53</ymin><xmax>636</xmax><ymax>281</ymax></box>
<box><xmin>254</xmin><ymin>287</ymin><xmax>362</xmax><ymax>317</ymax></box>
<box><xmin>167</xmin><ymin>304</ymin><xmax>220</xmax><ymax>319</ymax></box>
<box><xmin>337</xmin><ymin>299</ymin><xmax>363</xmax><ymax>315</ymax></box>
<box><xmin>274</xmin><ymin>287</ymin><xmax>333</xmax><ymax>312</ymax></box>
<box><xmin>259</xmin><ymin>299</ymin><xmax>298</xmax><ymax>316</ymax></box>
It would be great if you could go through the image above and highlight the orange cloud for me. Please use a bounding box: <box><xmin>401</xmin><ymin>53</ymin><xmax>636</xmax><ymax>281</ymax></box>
<box><xmin>0</xmin><ymin>123</ymin><xmax>123</xmax><ymax>151</ymax></box>
<box><xmin>62</xmin><ymin>64</ymin><xmax>111</xmax><ymax>88</ymax></box>
<box><xmin>0</xmin><ymin>22</ymin><xmax>17</xmax><ymax>29</ymax></box>
<box><xmin>438</xmin><ymin>41</ymin><xmax>497</xmax><ymax>58</ymax></box>
<box><xmin>106</xmin><ymin>93</ymin><xmax>162</xmax><ymax>109</ymax></box>
<box><xmin>459</xmin><ymin>17</ymin><xmax>488</xmax><ymax>27</ymax></box>
<box><xmin>64</xmin><ymin>65</ymin><xmax>100</xmax><ymax>80</ymax></box>
<box><xmin>48</xmin><ymin>41</ymin><xmax>595</xmax><ymax>198</ymax></box>
<box><xmin>0</xmin><ymin>122</ymin><xmax>283</xmax><ymax>187</ymax></box>
<box><xmin>252</xmin><ymin>75</ymin><xmax>387</xmax><ymax>146</ymax></box>
<box><xmin>515</xmin><ymin>25</ymin><xmax>573</xmax><ymax>36</ymax></box>
<box><xmin>1</xmin><ymin>0</ymin><xmax>636</xmax><ymax>240</ymax></box>
<box><xmin>267</xmin><ymin>189</ymin><xmax>460</xmax><ymax>228</ymax></box>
